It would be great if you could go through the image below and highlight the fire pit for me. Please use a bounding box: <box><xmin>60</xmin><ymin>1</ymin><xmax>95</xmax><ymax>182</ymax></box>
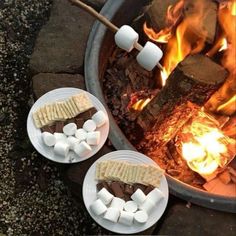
<box><xmin>85</xmin><ymin>0</ymin><xmax>236</xmax><ymax>212</ymax></box>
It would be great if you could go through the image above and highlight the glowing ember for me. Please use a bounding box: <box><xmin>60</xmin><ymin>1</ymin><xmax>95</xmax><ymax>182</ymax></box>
<box><xmin>132</xmin><ymin>98</ymin><xmax>151</xmax><ymax>111</ymax></box>
<box><xmin>177</xmin><ymin>111</ymin><xmax>235</xmax><ymax>176</ymax></box>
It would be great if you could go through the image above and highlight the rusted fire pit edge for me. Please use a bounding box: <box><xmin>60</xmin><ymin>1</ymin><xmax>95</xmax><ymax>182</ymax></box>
<box><xmin>84</xmin><ymin>0</ymin><xmax>236</xmax><ymax>213</ymax></box>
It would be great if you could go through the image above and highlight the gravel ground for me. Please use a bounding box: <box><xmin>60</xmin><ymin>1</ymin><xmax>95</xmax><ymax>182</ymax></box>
<box><xmin>0</xmin><ymin>1</ymin><xmax>105</xmax><ymax>235</ymax></box>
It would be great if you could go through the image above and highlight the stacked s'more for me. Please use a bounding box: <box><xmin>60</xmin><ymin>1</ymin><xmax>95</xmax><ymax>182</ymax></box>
<box><xmin>90</xmin><ymin>160</ymin><xmax>165</xmax><ymax>226</ymax></box>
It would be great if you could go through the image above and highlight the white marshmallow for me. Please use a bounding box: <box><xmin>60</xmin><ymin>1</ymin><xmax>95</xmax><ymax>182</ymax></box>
<box><xmin>134</xmin><ymin>210</ymin><xmax>148</xmax><ymax>224</ymax></box>
<box><xmin>74</xmin><ymin>141</ymin><xmax>92</xmax><ymax>157</ymax></box>
<box><xmin>103</xmin><ymin>207</ymin><xmax>120</xmax><ymax>223</ymax></box>
<box><xmin>136</xmin><ymin>41</ymin><xmax>163</xmax><ymax>71</ymax></box>
<box><xmin>115</xmin><ymin>25</ymin><xmax>139</xmax><ymax>52</ymax></box>
<box><xmin>110</xmin><ymin>197</ymin><xmax>125</xmax><ymax>211</ymax></box>
<box><xmin>67</xmin><ymin>136</ymin><xmax>80</xmax><ymax>150</ymax></box>
<box><xmin>42</xmin><ymin>132</ymin><xmax>56</xmax><ymax>147</ymax></box>
<box><xmin>86</xmin><ymin>131</ymin><xmax>100</xmax><ymax>146</ymax></box>
<box><xmin>118</xmin><ymin>211</ymin><xmax>134</xmax><ymax>226</ymax></box>
<box><xmin>97</xmin><ymin>187</ymin><xmax>114</xmax><ymax>205</ymax></box>
<box><xmin>90</xmin><ymin>199</ymin><xmax>107</xmax><ymax>216</ymax></box>
<box><xmin>92</xmin><ymin>110</ymin><xmax>107</xmax><ymax>128</ymax></box>
<box><xmin>83</xmin><ymin>120</ymin><xmax>96</xmax><ymax>132</ymax></box>
<box><xmin>131</xmin><ymin>189</ymin><xmax>146</xmax><ymax>206</ymax></box>
<box><xmin>75</xmin><ymin>128</ymin><xmax>87</xmax><ymax>142</ymax></box>
<box><xmin>54</xmin><ymin>132</ymin><xmax>67</xmax><ymax>142</ymax></box>
<box><xmin>63</xmin><ymin>123</ymin><xmax>77</xmax><ymax>136</ymax></box>
<box><xmin>124</xmin><ymin>200</ymin><xmax>138</xmax><ymax>213</ymax></box>
<box><xmin>147</xmin><ymin>188</ymin><xmax>164</xmax><ymax>205</ymax></box>
<box><xmin>54</xmin><ymin>141</ymin><xmax>70</xmax><ymax>157</ymax></box>
<box><xmin>139</xmin><ymin>199</ymin><xmax>155</xmax><ymax>215</ymax></box>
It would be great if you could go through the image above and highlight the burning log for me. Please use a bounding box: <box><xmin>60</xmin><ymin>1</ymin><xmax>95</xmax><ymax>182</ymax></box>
<box><xmin>183</xmin><ymin>0</ymin><xmax>217</xmax><ymax>44</ymax></box>
<box><xmin>137</xmin><ymin>54</ymin><xmax>228</xmax><ymax>131</ymax></box>
<box><xmin>145</xmin><ymin>0</ymin><xmax>182</xmax><ymax>32</ymax></box>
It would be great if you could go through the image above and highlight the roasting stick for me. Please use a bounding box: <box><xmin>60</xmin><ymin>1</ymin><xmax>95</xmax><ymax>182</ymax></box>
<box><xmin>68</xmin><ymin>0</ymin><xmax>164</xmax><ymax>71</ymax></box>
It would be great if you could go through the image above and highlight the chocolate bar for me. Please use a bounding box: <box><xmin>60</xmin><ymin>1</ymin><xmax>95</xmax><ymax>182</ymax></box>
<box><xmin>110</xmin><ymin>182</ymin><xmax>125</xmax><ymax>199</ymax></box>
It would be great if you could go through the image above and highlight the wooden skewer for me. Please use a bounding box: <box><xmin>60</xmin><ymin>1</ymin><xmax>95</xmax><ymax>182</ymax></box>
<box><xmin>68</xmin><ymin>0</ymin><xmax>164</xmax><ymax>71</ymax></box>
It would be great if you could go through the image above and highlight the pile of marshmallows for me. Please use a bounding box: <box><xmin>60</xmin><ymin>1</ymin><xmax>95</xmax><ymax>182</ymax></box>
<box><xmin>41</xmin><ymin>110</ymin><xmax>107</xmax><ymax>158</ymax></box>
<box><xmin>90</xmin><ymin>187</ymin><xmax>164</xmax><ymax>226</ymax></box>
<box><xmin>115</xmin><ymin>25</ymin><xmax>163</xmax><ymax>71</ymax></box>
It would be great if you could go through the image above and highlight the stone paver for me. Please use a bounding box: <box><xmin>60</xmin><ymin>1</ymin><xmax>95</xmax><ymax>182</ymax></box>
<box><xmin>30</xmin><ymin>0</ymin><xmax>94</xmax><ymax>74</ymax></box>
<box><xmin>32</xmin><ymin>73</ymin><xmax>85</xmax><ymax>98</ymax></box>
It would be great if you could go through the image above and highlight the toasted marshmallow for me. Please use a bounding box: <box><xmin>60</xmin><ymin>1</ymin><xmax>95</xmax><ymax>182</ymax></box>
<box><xmin>103</xmin><ymin>207</ymin><xmax>120</xmax><ymax>223</ymax></box>
<box><xmin>42</xmin><ymin>132</ymin><xmax>56</xmax><ymax>147</ymax></box>
<box><xmin>131</xmin><ymin>189</ymin><xmax>146</xmax><ymax>206</ymax></box>
<box><xmin>86</xmin><ymin>131</ymin><xmax>100</xmax><ymax>146</ymax></box>
<box><xmin>63</xmin><ymin>123</ymin><xmax>77</xmax><ymax>136</ymax></box>
<box><xmin>134</xmin><ymin>210</ymin><xmax>148</xmax><ymax>224</ymax></box>
<box><xmin>75</xmin><ymin>128</ymin><xmax>87</xmax><ymax>142</ymax></box>
<box><xmin>110</xmin><ymin>197</ymin><xmax>125</xmax><ymax>211</ymax></box>
<box><xmin>118</xmin><ymin>211</ymin><xmax>134</xmax><ymax>226</ymax></box>
<box><xmin>83</xmin><ymin>119</ymin><xmax>96</xmax><ymax>132</ymax></box>
<box><xmin>124</xmin><ymin>200</ymin><xmax>138</xmax><ymax>213</ymax></box>
<box><xmin>92</xmin><ymin>110</ymin><xmax>107</xmax><ymax>128</ymax></box>
<box><xmin>97</xmin><ymin>187</ymin><xmax>114</xmax><ymax>205</ymax></box>
<box><xmin>54</xmin><ymin>141</ymin><xmax>70</xmax><ymax>157</ymax></box>
<box><xmin>74</xmin><ymin>141</ymin><xmax>92</xmax><ymax>157</ymax></box>
<box><xmin>90</xmin><ymin>199</ymin><xmax>107</xmax><ymax>216</ymax></box>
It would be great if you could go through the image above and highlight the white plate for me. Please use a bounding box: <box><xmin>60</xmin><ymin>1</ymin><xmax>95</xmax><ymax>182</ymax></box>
<box><xmin>27</xmin><ymin>87</ymin><xmax>109</xmax><ymax>163</ymax></box>
<box><xmin>83</xmin><ymin>150</ymin><xmax>169</xmax><ymax>234</ymax></box>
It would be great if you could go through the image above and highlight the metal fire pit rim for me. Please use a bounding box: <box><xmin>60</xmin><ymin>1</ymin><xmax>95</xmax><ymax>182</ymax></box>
<box><xmin>85</xmin><ymin>0</ymin><xmax>236</xmax><ymax>213</ymax></box>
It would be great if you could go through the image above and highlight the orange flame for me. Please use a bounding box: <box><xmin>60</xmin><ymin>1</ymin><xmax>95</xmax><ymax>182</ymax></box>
<box><xmin>219</xmin><ymin>38</ymin><xmax>228</xmax><ymax>52</ymax></box>
<box><xmin>132</xmin><ymin>98</ymin><xmax>151</xmax><ymax>111</ymax></box>
<box><xmin>144</xmin><ymin>0</ymin><xmax>207</xmax><ymax>86</ymax></box>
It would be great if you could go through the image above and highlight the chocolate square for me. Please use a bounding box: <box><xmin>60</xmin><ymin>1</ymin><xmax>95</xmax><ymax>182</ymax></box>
<box><xmin>144</xmin><ymin>185</ymin><xmax>154</xmax><ymax>195</ymax></box>
<box><xmin>110</xmin><ymin>182</ymin><xmax>124</xmax><ymax>199</ymax></box>
<box><xmin>75</xmin><ymin>117</ymin><xmax>84</xmax><ymax>128</ymax></box>
<box><xmin>41</xmin><ymin>124</ymin><xmax>56</xmax><ymax>134</ymax></box>
<box><xmin>124</xmin><ymin>184</ymin><xmax>134</xmax><ymax>195</ymax></box>
<box><xmin>133</xmin><ymin>183</ymin><xmax>146</xmax><ymax>192</ymax></box>
<box><xmin>55</xmin><ymin>121</ymin><xmax>64</xmax><ymax>133</ymax></box>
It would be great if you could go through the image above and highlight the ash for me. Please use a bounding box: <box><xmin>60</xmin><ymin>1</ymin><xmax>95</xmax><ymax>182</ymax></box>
<box><xmin>0</xmin><ymin>1</ymin><xmax>106</xmax><ymax>235</ymax></box>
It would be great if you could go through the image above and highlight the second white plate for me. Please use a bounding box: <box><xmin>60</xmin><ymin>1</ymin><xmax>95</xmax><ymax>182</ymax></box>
<box><xmin>83</xmin><ymin>150</ymin><xmax>169</xmax><ymax>234</ymax></box>
<box><xmin>27</xmin><ymin>87</ymin><xmax>109</xmax><ymax>163</ymax></box>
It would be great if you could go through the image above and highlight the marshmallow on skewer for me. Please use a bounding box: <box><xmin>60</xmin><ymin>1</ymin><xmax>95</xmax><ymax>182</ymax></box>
<box><xmin>110</xmin><ymin>197</ymin><xmax>125</xmax><ymax>211</ymax></box>
<box><xmin>42</xmin><ymin>132</ymin><xmax>56</xmax><ymax>147</ymax></box>
<box><xmin>63</xmin><ymin>123</ymin><xmax>77</xmax><ymax>136</ymax></box>
<box><xmin>131</xmin><ymin>189</ymin><xmax>146</xmax><ymax>206</ymax></box>
<box><xmin>75</xmin><ymin>128</ymin><xmax>87</xmax><ymax>142</ymax></box>
<box><xmin>136</xmin><ymin>41</ymin><xmax>163</xmax><ymax>71</ymax></box>
<box><xmin>139</xmin><ymin>199</ymin><xmax>155</xmax><ymax>215</ymax></box>
<box><xmin>90</xmin><ymin>199</ymin><xmax>107</xmax><ymax>216</ymax></box>
<box><xmin>67</xmin><ymin>136</ymin><xmax>80</xmax><ymax>150</ymax></box>
<box><xmin>86</xmin><ymin>131</ymin><xmax>100</xmax><ymax>146</ymax></box>
<box><xmin>74</xmin><ymin>141</ymin><xmax>92</xmax><ymax>157</ymax></box>
<box><xmin>103</xmin><ymin>207</ymin><xmax>120</xmax><ymax>223</ymax></box>
<box><xmin>54</xmin><ymin>132</ymin><xmax>67</xmax><ymax>142</ymax></box>
<box><xmin>54</xmin><ymin>141</ymin><xmax>70</xmax><ymax>157</ymax></box>
<box><xmin>114</xmin><ymin>25</ymin><xmax>139</xmax><ymax>52</ymax></box>
<box><xmin>118</xmin><ymin>211</ymin><xmax>134</xmax><ymax>226</ymax></box>
<box><xmin>134</xmin><ymin>210</ymin><xmax>148</xmax><ymax>224</ymax></box>
<box><xmin>97</xmin><ymin>187</ymin><xmax>114</xmax><ymax>205</ymax></box>
<box><xmin>124</xmin><ymin>200</ymin><xmax>138</xmax><ymax>213</ymax></box>
<box><xmin>147</xmin><ymin>188</ymin><xmax>164</xmax><ymax>205</ymax></box>
<box><xmin>92</xmin><ymin>110</ymin><xmax>107</xmax><ymax>128</ymax></box>
<box><xmin>83</xmin><ymin>119</ymin><xmax>96</xmax><ymax>132</ymax></box>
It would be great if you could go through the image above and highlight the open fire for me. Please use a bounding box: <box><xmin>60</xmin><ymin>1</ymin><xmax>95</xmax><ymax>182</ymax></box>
<box><xmin>140</xmin><ymin>0</ymin><xmax>236</xmax><ymax>181</ymax></box>
<box><xmin>103</xmin><ymin>0</ymin><xmax>236</xmax><ymax>197</ymax></box>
